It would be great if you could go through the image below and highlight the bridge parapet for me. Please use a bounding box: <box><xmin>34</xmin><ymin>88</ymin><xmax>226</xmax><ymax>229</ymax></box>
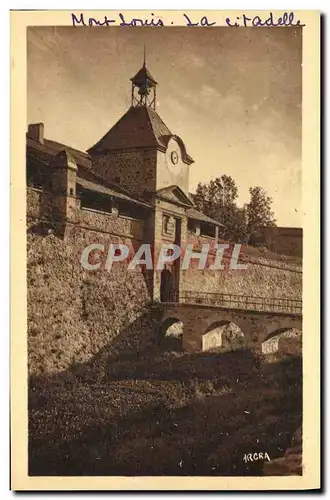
<box><xmin>169</xmin><ymin>291</ymin><xmax>302</xmax><ymax>315</ymax></box>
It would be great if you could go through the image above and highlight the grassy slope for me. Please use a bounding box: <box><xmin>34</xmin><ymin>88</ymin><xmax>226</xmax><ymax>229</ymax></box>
<box><xmin>239</xmin><ymin>243</ymin><xmax>302</xmax><ymax>266</ymax></box>
<box><xmin>29</xmin><ymin>350</ymin><xmax>302</xmax><ymax>476</ymax></box>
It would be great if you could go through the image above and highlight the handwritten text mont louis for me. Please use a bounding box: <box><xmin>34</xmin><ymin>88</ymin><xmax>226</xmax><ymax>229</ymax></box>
<box><xmin>71</xmin><ymin>12</ymin><xmax>305</xmax><ymax>28</ymax></box>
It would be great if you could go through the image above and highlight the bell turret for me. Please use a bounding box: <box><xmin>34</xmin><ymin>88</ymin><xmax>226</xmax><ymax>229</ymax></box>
<box><xmin>130</xmin><ymin>47</ymin><xmax>157</xmax><ymax>110</ymax></box>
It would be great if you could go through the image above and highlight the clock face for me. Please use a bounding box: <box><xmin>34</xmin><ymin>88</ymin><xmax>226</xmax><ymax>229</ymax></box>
<box><xmin>171</xmin><ymin>151</ymin><xmax>179</xmax><ymax>165</ymax></box>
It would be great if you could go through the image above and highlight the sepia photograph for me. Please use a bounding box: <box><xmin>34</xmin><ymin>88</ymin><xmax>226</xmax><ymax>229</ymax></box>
<box><xmin>10</xmin><ymin>10</ymin><xmax>320</xmax><ymax>490</ymax></box>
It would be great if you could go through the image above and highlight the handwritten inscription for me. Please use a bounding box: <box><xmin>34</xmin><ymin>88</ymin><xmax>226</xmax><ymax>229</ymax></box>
<box><xmin>71</xmin><ymin>12</ymin><xmax>305</xmax><ymax>28</ymax></box>
<box><xmin>183</xmin><ymin>14</ymin><xmax>216</xmax><ymax>27</ymax></box>
<box><xmin>243</xmin><ymin>452</ymin><xmax>271</xmax><ymax>463</ymax></box>
<box><xmin>226</xmin><ymin>12</ymin><xmax>305</xmax><ymax>27</ymax></box>
<box><xmin>71</xmin><ymin>13</ymin><xmax>163</xmax><ymax>27</ymax></box>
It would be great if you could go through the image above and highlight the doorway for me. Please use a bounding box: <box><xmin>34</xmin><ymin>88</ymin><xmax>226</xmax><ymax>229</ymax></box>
<box><xmin>160</xmin><ymin>268</ymin><xmax>174</xmax><ymax>302</ymax></box>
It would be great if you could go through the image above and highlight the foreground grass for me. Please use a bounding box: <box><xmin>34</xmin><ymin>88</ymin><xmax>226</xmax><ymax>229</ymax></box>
<box><xmin>29</xmin><ymin>350</ymin><xmax>302</xmax><ymax>476</ymax></box>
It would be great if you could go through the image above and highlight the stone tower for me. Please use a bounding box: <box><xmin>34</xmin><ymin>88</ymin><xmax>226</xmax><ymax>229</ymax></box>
<box><xmin>87</xmin><ymin>57</ymin><xmax>196</xmax><ymax>301</ymax></box>
<box><xmin>51</xmin><ymin>150</ymin><xmax>77</xmax><ymax>221</ymax></box>
<box><xmin>87</xmin><ymin>58</ymin><xmax>194</xmax><ymax>199</ymax></box>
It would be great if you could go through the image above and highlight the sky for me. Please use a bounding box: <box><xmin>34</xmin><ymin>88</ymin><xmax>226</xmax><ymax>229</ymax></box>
<box><xmin>27</xmin><ymin>26</ymin><xmax>302</xmax><ymax>227</ymax></box>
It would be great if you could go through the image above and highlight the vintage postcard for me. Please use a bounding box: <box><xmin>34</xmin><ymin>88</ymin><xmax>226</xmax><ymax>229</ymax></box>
<box><xmin>11</xmin><ymin>10</ymin><xmax>320</xmax><ymax>491</ymax></box>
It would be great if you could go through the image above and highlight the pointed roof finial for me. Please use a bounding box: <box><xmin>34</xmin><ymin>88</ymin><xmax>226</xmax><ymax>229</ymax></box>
<box><xmin>130</xmin><ymin>46</ymin><xmax>157</xmax><ymax>88</ymax></box>
<box><xmin>143</xmin><ymin>44</ymin><xmax>146</xmax><ymax>67</ymax></box>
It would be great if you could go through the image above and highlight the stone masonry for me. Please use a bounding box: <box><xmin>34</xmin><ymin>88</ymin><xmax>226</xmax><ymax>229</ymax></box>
<box><xmin>160</xmin><ymin>303</ymin><xmax>302</xmax><ymax>352</ymax></box>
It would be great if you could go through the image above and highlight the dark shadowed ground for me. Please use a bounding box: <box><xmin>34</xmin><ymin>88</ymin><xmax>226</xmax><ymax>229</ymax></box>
<box><xmin>29</xmin><ymin>349</ymin><xmax>302</xmax><ymax>476</ymax></box>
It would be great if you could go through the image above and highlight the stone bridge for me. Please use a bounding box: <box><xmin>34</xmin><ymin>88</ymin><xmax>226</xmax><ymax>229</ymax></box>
<box><xmin>159</xmin><ymin>297</ymin><xmax>302</xmax><ymax>353</ymax></box>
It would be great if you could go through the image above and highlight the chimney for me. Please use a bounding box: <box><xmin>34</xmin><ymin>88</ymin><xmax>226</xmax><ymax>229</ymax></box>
<box><xmin>27</xmin><ymin>123</ymin><xmax>44</xmax><ymax>144</ymax></box>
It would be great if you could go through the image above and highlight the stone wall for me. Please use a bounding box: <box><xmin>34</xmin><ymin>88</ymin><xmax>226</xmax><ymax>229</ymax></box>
<box><xmin>186</xmin><ymin>231</ymin><xmax>218</xmax><ymax>252</ymax></box>
<box><xmin>26</xmin><ymin>185</ymin><xmax>302</xmax><ymax>376</ymax></box>
<box><xmin>185</xmin><ymin>234</ymin><xmax>301</xmax><ymax>271</ymax></box>
<box><xmin>91</xmin><ymin>149</ymin><xmax>157</xmax><ymax>198</ymax></box>
<box><xmin>27</xmin><ymin>230</ymin><xmax>151</xmax><ymax>377</ymax></box>
<box><xmin>27</xmin><ymin>189</ymin><xmax>150</xmax><ymax>378</ymax></box>
<box><xmin>180</xmin><ymin>236</ymin><xmax>302</xmax><ymax>300</ymax></box>
<box><xmin>180</xmin><ymin>262</ymin><xmax>302</xmax><ymax>300</ymax></box>
<box><xmin>72</xmin><ymin>207</ymin><xmax>145</xmax><ymax>241</ymax></box>
<box><xmin>27</xmin><ymin>189</ymin><xmax>149</xmax><ymax>377</ymax></box>
<box><xmin>27</xmin><ymin>188</ymin><xmax>53</xmax><ymax>221</ymax></box>
<box><xmin>202</xmin><ymin>324</ymin><xmax>245</xmax><ymax>352</ymax></box>
<box><xmin>27</xmin><ymin>187</ymin><xmax>145</xmax><ymax>239</ymax></box>
<box><xmin>262</xmin><ymin>329</ymin><xmax>302</xmax><ymax>355</ymax></box>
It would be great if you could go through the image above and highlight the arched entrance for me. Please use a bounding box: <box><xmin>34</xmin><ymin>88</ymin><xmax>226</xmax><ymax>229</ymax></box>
<box><xmin>160</xmin><ymin>268</ymin><xmax>174</xmax><ymax>302</ymax></box>
<box><xmin>202</xmin><ymin>321</ymin><xmax>245</xmax><ymax>352</ymax></box>
<box><xmin>262</xmin><ymin>328</ymin><xmax>302</xmax><ymax>355</ymax></box>
<box><xmin>159</xmin><ymin>317</ymin><xmax>183</xmax><ymax>351</ymax></box>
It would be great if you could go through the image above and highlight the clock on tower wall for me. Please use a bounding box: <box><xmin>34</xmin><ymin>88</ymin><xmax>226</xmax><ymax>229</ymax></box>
<box><xmin>167</xmin><ymin>139</ymin><xmax>181</xmax><ymax>173</ymax></box>
<box><xmin>156</xmin><ymin>136</ymin><xmax>190</xmax><ymax>193</ymax></box>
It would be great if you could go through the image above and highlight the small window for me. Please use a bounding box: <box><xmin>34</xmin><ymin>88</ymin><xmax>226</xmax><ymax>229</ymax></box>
<box><xmin>188</xmin><ymin>219</ymin><xmax>200</xmax><ymax>236</ymax></box>
<box><xmin>200</xmin><ymin>222</ymin><xmax>215</xmax><ymax>238</ymax></box>
<box><xmin>69</xmin><ymin>188</ymin><xmax>74</xmax><ymax>196</ymax></box>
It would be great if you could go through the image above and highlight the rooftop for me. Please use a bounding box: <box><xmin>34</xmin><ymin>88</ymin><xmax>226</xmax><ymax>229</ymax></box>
<box><xmin>76</xmin><ymin>177</ymin><xmax>151</xmax><ymax>209</ymax></box>
<box><xmin>186</xmin><ymin>207</ymin><xmax>225</xmax><ymax>227</ymax></box>
<box><xmin>87</xmin><ymin>106</ymin><xmax>193</xmax><ymax>163</ymax></box>
<box><xmin>26</xmin><ymin>135</ymin><xmax>91</xmax><ymax>170</ymax></box>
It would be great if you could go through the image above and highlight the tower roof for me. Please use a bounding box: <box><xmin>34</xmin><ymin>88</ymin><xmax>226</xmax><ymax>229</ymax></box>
<box><xmin>87</xmin><ymin>106</ymin><xmax>193</xmax><ymax>163</ymax></box>
<box><xmin>131</xmin><ymin>63</ymin><xmax>157</xmax><ymax>87</ymax></box>
<box><xmin>88</xmin><ymin>106</ymin><xmax>168</xmax><ymax>153</ymax></box>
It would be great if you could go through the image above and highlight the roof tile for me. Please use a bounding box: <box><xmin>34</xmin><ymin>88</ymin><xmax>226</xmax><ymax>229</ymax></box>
<box><xmin>87</xmin><ymin>106</ymin><xmax>172</xmax><ymax>154</ymax></box>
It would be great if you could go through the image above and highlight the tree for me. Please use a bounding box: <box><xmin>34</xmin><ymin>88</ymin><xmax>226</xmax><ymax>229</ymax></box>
<box><xmin>245</xmin><ymin>186</ymin><xmax>276</xmax><ymax>244</ymax></box>
<box><xmin>193</xmin><ymin>179</ymin><xmax>277</xmax><ymax>245</ymax></box>
<box><xmin>194</xmin><ymin>182</ymin><xmax>209</xmax><ymax>213</ymax></box>
<box><xmin>223</xmin><ymin>206</ymin><xmax>248</xmax><ymax>243</ymax></box>
<box><xmin>193</xmin><ymin>176</ymin><xmax>248</xmax><ymax>242</ymax></box>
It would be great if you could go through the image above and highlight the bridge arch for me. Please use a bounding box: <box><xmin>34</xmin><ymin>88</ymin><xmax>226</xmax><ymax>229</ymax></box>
<box><xmin>158</xmin><ymin>316</ymin><xmax>184</xmax><ymax>351</ymax></box>
<box><xmin>202</xmin><ymin>320</ymin><xmax>246</xmax><ymax>352</ymax></box>
<box><xmin>159</xmin><ymin>303</ymin><xmax>302</xmax><ymax>353</ymax></box>
<box><xmin>264</xmin><ymin>318</ymin><xmax>302</xmax><ymax>340</ymax></box>
<box><xmin>262</xmin><ymin>327</ymin><xmax>302</xmax><ymax>355</ymax></box>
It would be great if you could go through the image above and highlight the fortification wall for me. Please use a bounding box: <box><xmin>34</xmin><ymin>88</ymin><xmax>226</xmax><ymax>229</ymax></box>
<box><xmin>71</xmin><ymin>207</ymin><xmax>145</xmax><ymax>241</ymax></box>
<box><xmin>181</xmin><ymin>263</ymin><xmax>302</xmax><ymax>300</ymax></box>
<box><xmin>181</xmin><ymin>235</ymin><xmax>302</xmax><ymax>299</ymax></box>
<box><xmin>27</xmin><ymin>187</ymin><xmax>302</xmax><ymax>378</ymax></box>
<box><xmin>27</xmin><ymin>187</ymin><xmax>53</xmax><ymax>221</ymax></box>
<box><xmin>27</xmin><ymin>230</ymin><xmax>151</xmax><ymax>377</ymax></box>
<box><xmin>27</xmin><ymin>187</ymin><xmax>145</xmax><ymax>241</ymax></box>
<box><xmin>27</xmin><ymin>187</ymin><xmax>149</xmax><ymax>377</ymax></box>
